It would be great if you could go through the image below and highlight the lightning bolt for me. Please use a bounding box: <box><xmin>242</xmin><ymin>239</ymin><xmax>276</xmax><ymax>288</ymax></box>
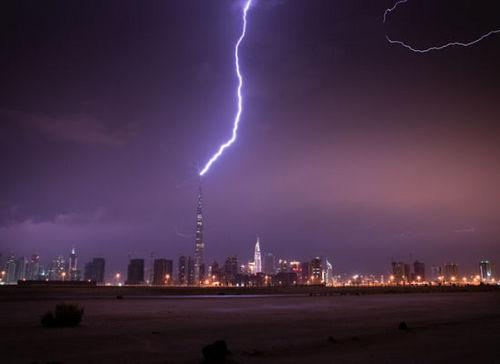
<box><xmin>384</xmin><ymin>0</ymin><xmax>500</xmax><ymax>52</ymax></box>
<box><xmin>199</xmin><ymin>0</ymin><xmax>252</xmax><ymax>177</ymax></box>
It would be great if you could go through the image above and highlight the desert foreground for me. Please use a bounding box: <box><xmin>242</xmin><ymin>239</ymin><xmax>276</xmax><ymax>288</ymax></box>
<box><xmin>1</xmin><ymin>288</ymin><xmax>499</xmax><ymax>363</ymax></box>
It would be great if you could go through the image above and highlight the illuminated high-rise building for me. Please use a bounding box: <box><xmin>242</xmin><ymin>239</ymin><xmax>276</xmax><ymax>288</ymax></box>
<box><xmin>26</xmin><ymin>254</ymin><xmax>40</xmax><ymax>280</ymax></box>
<box><xmin>188</xmin><ymin>256</ymin><xmax>195</xmax><ymax>285</ymax></box>
<box><xmin>300</xmin><ymin>261</ymin><xmax>310</xmax><ymax>282</ymax></box>
<box><xmin>254</xmin><ymin>237</ymin><xmax>262</xmax><ymax>274</ymax></box>
<box><xmin>413</xmin><ymin>260</ymin><xmax>425</xmax><ymax>281</ymax></box>
<box><xmin>209</xmin><ymin>261</ymin><xmax>220</xmax><ymax>279</ymax></box>
<box><xmin>178</xmin><ymin>256</ymin><xmax>187</xmax><ymax>285</ymax></box>
<box><xmin>479</xmin><ymin>260</ymin><xmax>493</xmax><ymax>282</ymax></box>
<box><xmin>83</xmin><ymin>258</ymin><xmax>105</xmax><ymax>283</ymax></box>
<box><xmin>323</xmin><ymin>258</ymin><xmax>333</xmax><ymax>285</ymax></box>
<box><xmin>5</xmin><ymin>255</ymin><xmax>17</xmax><ymax>283</ymax></box>
<box><xmin>443</xmin><ymin>263</ymin><xmax>458</xmax><ymax>282</ymax></box>
<box><xmin>391</xmin><ymin>261</ymin><xmax>410</xmax><ymax>283</ymax></box>
<box><xmin>278</xmin><ymin>259</ymin><xmax>289</xmax><ymax>273</ymax></box>
<box><xmin>126</xmin><ymin>258</ymin><xmax>144</xmax><ymax>285</ymax></box>
<box><xmin>152</xmin><ymin>259</ymin><xmax>173</xmax><ymax>285</ymax></box>
<box><xmin>263</xmin><ymin>253</ymin><xmax>276</xmax><ymax>275</ymax></box>
<box><xmin>178</xmin><ymin>256</ymin><xmax>195</xmax><ymax>285</ymax></box>
<box><xmin>430</xmin><ymin>265</ymin><xmax>442</xmax><ymax>281</ymax></box>
<box><xmin>68</xmin><ymin>247</ymin><xmax>79</xmax><ymax>281</ymax></box>
<box><xmin>310</xmin><ymin>257</ymin><xmax>322</xmax><ymax>283</ymax></box>
<box><xmin>223</xmin><ymin>256</ymin><xmax>238</xmax><ymax>285</ymax></box>
<box><xmin>49</xmin><ymin>255</ymin><xmax>66</xmax><ymax>281</ymax></box>
<box><xmin>194</xmin><ymin>185</ymin><xmax>204</xmax><ymax>283</ymax></box>
<box><xmin>14</xmin><ymin>256</ymin><xmax>28</xmax><ymax>281</ymax></box>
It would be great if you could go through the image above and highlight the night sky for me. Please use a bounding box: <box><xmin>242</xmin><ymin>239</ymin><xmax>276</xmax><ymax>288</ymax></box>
<box><xmin>2</xmin><ymin>0</ymin><xmax>500</xmax><ymax>276</ymax></box>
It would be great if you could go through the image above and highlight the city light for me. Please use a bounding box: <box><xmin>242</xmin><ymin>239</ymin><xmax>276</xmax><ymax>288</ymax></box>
<box><xmin>1</xmin><ymin>248</ymin><xmax>496</xmax><ymax>288</ymax></box>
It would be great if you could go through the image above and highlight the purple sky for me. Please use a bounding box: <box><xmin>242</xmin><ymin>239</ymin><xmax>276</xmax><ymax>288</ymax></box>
<box><xmin>1</xmin><ymin>0</ymin><xmax>500</xmax><ymax>276</ymax></box>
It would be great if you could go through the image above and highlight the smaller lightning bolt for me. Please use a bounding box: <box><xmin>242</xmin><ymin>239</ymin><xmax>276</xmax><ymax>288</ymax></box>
<box><xmin>384</xmin><ymin>0</ymin><xmax>500</xmax><ymax>53</ymax></box>
<box><xmin>199</xmin><ymin>0</ymin><xmax>252</xmax><ymax>176</ymax></box>
<box><xmin>386</xmin><ymin>30</ymin><xmax>500</xmax><ymax>53</ymax></box>
<box><xmin>382</xmin><ymin>0</ymin><xmax>407</xmax><ymax>24</ymax></box>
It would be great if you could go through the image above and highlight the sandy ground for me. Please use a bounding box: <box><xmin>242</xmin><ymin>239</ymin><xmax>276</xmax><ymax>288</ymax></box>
<box><xmin>1</xmin><ymin>291</ymin><xmax>499</xmax><ymax>363</ymax></box>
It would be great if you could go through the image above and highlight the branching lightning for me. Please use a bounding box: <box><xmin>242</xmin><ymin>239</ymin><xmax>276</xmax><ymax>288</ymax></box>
<box><xmin>382</xmin><ymin>0</ymin><xmax>408</xmax><ymax>24</ymax></box>
<box><xmin>384</xmin><ymin>0</ymin><xmax>500</xmax><ymax>53</ymax></box>
<box><xmin>199</xmin><ymin>0</ymin><xmax>252</xmax><ymax>176</ymax></box>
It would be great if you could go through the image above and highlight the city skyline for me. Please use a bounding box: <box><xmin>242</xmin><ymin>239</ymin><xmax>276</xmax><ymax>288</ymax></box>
<box><xmin>1</xmin><ymin>235</ymin><xmax>496</xmax><ymax>284</ymax></box>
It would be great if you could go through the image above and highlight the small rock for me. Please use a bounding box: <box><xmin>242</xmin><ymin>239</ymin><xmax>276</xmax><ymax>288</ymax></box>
<box><xmin>249</xmin><ymin>349</ymin><xmax>262</xmax><ymax>356</ymax></box>
<box><xmin>398</xmin><ymin>321</ymin><xmax>408</xmax><ymax>331</ymax></box>
<box><xmin>202</xmin><ymin>340</ymin><xmax>229</xmax><ymax>363</ymax></box>
<box><xmin>328</xmin><ymin>336</ymin><xmax>337</xmax><ymax>343</ymax></box>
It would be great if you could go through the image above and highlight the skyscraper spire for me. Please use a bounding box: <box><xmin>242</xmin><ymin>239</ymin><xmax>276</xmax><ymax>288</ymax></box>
<box><xmin>254</xmin><ymin>237</ymin><xmax>262</xmax><ymax>273</ymax></box>
<box><xmin>194</xmin><ymin>184</ymin><xmax>204</xmax><ymax>283</ymax></box>
<box><xmin>69</xmin><ymin>246</ymin><xmax>78</xmax><ymax>281</ymax></box>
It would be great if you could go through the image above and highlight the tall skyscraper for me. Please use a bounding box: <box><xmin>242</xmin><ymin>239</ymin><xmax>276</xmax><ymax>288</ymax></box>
<box><xmin>278</xmin><ymin>259</ymin><xmax>289</xmax><ymax>273</ymax></box>
<box><xmin>84</xmin><ymin>262</ymin><xmax>93</xmax><ymax>282</ymax></box>
<box><xmin>126</xmin><ymin>259</ymin><xmax>144</xmax><ymax>285</ymax></box>
<box><xmin>300</xmin><ymin>261</ymin><xmax>310</xmax><ymax>282</ymax></box>
<box><xmin>187</xmin><ymin>256</ymin><xmax>195</xmax><ymax>285</ymax></box>
<box><xmin>194</xmin><ymin>185</ymin><xmax>204</xmax><ymax>283</ymax></box>
<box><xmin>223</xmin><ymin>256</ymin><xmax>238</xmax><ymax>284</ymax></box>
<box><xmin>310</xmin><ymin>257</ymin><xmax>322</xmax><ymax>283</ymax></box>
<box><xmin>14</xmin><ymin>256</ymin><xmax>27</xmax><ymax>281</ymax></box>
<box><xmin>5</xmin><ymin>255</ymin><xmax>17</xmax><ymax>283</ymax></box>
<box><xmin>153</xmin><ymin>259</ymin><xmax>173</xmax><ymax>285</ymax></box>
<box><xmin>93</xmin><ymin>258</ymin><xmax>105</xmax><ymax>282</ymax></box>
<box><xmin>178</xmin><ymin>256</ymin><xmax>194</xmax><ymax>285</ymax></box>
<box><xmin>263</xmin><ymin>253</ymin><xmax>276</xmax><ymax>275</ymax></box>
<box><xmin>49</xmin><ymin>255</ymin><xmax>66</xmax><ymax>281</ymax></box>
<box><xmin>68</xmin><ymin>247</ymin><xmax>79</xmax><ymax>281</ymax></box>
<box><xmin>209</xmin><ymin>261</ymin><xmax>221</xmax><ymax>281</ymax></box>
<box><xmin>479</xmin><ymin>260</ymin><xmax>493</xmax><ymax>282</ymax></box>
<box><xmin>443</xmin><ymin>263</ymin><xmax>458</xmax><ymax>281</ymax></box>
<box><xmin>413</xmin><ymin>260</ymin><xmax>425</xmax><ymax>281</ymax></box>
<box><xmin>26</xmin><ymin>254</ymin><xmax>40</xmax><ymax>280</ymax></box>
<box><xmin>254</xmin><ymin>237</ymin><xmax>262</xmax><ymax>274</ymax></box>
<box><xmin>178</xmin><ymin>256</ymin><xmax>187</xmax><ymax>285</ymax></box>
<box><xmin>83</xmin><ymin>258</ymin><xmax>105</xmax><ymax>283</ymax></box>
<box><xmin>430</xmin><ymin>265</ymin><xmax>442</xmax><ymax>281</ymax></box>
<box><xmin>323</xmin><ymin>258</ymin><xmax>333</xmax><ymax>285</ymax></box>
<box><xmin>391</xmin><ymin>261</ymin><xmax>410</xmax><ymax>283</ymax></box>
